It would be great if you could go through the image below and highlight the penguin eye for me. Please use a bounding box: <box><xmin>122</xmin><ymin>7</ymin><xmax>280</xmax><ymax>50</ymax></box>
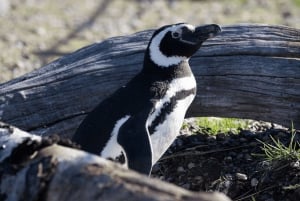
<box><xmin>171</xmin><ymin>31</ymin><xmax>181</xmax><ymax>39</ymax></box>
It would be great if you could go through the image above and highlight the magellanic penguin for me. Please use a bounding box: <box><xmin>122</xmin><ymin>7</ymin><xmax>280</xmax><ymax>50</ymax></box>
<box><xmin>73</xmin><ymin>23</ymin><xmax>221</xmax><ymax>175</ymax></box>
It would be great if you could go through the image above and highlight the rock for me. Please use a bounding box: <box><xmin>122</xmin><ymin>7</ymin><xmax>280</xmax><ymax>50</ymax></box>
<box><xmin>235</xmin><ymin>173</ymin><xmax>248</xmax><ymax>181</ymax></box>
<box><xmin>188</xmin><ymin>162</ymin><xmax>196</xmax><ymax>169</ymax></box>
<box><xmin>251</xmin><ymin>178</ymin><xmax>259</xmax><ymax>187</ymax></box>
<box><xmin>216</xmin><ymin>133</ymin><xmax>226</xmax><ymax>141</ymax></box>
<box><xmin>290</xmin><ymin>161</ymin><xmax>300</xmax><ymax>169</ymax></box>
<box><xmin>224</xmin><ymin>156</ymin><xmax>233</xmax><ymax>162</ymax></box>
<box><xmin>239</xmin><ymin>137</ymin><xmax>248</xmax><ymax>142</ymax></box>
<box><xmin>177</xmin><ymin>166</ymin><xmax>185</xmax><ymax>172</ymax></box>
<box><xmin>240</xmin><ymin>130</ymin><xmax>255</xmax><ymax>138</ymax></box>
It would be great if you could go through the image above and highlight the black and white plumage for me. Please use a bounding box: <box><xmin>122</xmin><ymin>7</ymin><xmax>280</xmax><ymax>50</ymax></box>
<box><xmin>73</xmin><ymin>23</ymin><xmax>221</xmax><ymax>175</ymax></box>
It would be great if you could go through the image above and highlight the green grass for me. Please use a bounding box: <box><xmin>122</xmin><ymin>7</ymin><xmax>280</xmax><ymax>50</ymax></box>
<box><xmin>293</xmin><ymin>0</ymin><xmax>300</xmax><ymax>7</ymax></box>
<box><xmin>196</xmin><ymin>117</ymin><xmax>250</xmax><ymax>135</ymax></box>
<box><xmin>257</xmin><ymin>123</ymin><xmax>300</xmax><ymax>163</ymax></box>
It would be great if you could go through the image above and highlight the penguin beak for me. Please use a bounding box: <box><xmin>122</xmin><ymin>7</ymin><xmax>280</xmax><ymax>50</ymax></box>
<box><xmin>194</xmin><ymin>24</ymin><xmax>222</xmax><ymax>41</ymax></box>
<box><xmin>181</xmin><ymin>24</ymin><xmax>222</xmax><ymax>45</ymax></box>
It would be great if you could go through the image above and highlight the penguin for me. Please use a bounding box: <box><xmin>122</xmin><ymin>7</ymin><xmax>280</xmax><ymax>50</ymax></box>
<box><xmin>73</xmin><ymin>23</ymin><xmax>221</xmax><ymax>175</ymax></box>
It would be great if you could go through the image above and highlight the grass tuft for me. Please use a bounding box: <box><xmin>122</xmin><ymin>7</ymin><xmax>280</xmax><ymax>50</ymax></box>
<box><xmin>256</xmin><ymin>123</ymin><xmax>300</xmax><ymax>163</ymax></box>
<box><xmin>196</xmin><ymin>117</ymin><xmax>249</xmax><ymax>135</ymax></box>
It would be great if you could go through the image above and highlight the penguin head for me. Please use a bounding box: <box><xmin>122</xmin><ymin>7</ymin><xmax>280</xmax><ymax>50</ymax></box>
<box><xmin>147</xmin><ymin>23</ymin><xmax>221</xmax><ymax>68</ymax></box>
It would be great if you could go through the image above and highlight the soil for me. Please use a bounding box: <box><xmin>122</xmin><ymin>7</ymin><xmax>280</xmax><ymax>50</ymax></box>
<box><xmin>152</xmin><ymin>121</ymin><xmax>300</xmax><ymax>201</ymax></box>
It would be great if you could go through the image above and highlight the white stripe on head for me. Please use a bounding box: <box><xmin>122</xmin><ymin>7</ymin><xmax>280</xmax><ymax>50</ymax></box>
<box><xmin>149</xmin><ymin>24</ymin><xmax>195</xmax><ymax>68</ymax></box>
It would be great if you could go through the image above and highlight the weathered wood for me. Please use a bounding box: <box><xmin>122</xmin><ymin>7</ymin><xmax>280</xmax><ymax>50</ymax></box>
<box><xmin>0</xmin><ymin>24</ymin><xmax>299</xmax><ymax>138</ymax></box>
<box><xmin>0</xmin><ymin>123</ymin><xmax>231</xmax><ymax>201</ymax></box>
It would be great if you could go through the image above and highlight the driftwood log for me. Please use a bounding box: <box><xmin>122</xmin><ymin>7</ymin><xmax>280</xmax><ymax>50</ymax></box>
<box><xmin>0</xmin><ymin>24</ymin><xmax>299</xmax><ymax>138</ymax></box>
<box><xmin>0</xmin><ymin>123</ymin><xmax>230</xmax><ymax>201</ymax></box>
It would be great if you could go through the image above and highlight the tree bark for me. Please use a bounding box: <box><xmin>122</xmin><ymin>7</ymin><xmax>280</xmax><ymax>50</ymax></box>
<box><xmin>0</xmin><ymin>123</ymin><xmax>231</xmax><ymax>201</ymax></box>
<box><xmin>0</xmin><ymin>24</ymin><xmax>299</xmax><ymax>138</ymax></box>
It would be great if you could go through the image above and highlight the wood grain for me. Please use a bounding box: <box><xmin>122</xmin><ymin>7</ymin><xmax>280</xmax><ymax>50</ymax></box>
<box><xmin>0</xmin><ymin>24</ymin><xmax>299</xmax><ymax>138</ymax></box>
<box><xmin>0</xmin><ymin>123</ymin><xmax>231</xmax><ymax>201</ymax></box>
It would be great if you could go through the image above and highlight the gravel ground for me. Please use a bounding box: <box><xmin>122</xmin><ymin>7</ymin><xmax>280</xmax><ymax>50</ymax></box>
<box><xmin>152</xmin><ymin>121</ymin><xmax>300</xmax><ymax>201</ymax></box>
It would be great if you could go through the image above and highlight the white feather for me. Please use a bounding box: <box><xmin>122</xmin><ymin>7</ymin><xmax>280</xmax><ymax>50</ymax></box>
<box><xmin>100</xmin><ymin>115</ymin><xmax>130</xmax><ymax>166</ymax></box>
<box><xmin>150</xmin><ymin>94</ymin><xmax>195</xmax><ymax>164</ymax></box>
<box><xmin>149</xmin><ymin>24</ymin><xmax>195</xmax><ymax>67</ymax></box>
<box><xmin>147</xmin><ymin>75</ymin><xmax>196</xmax><ymax>164</ymax></box>
<box><xmin>147</xmin><ymin>75</ymin><xmax>196</xmax><ymax>126</ymax></box>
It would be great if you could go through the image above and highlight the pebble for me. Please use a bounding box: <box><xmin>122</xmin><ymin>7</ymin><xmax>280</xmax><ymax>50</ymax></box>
<box><xmin>187</xmin><ymin>162</ymin><xmax>196</xmax><ymax>169</ymax></box>
<box><xmin>225</xmin><ymin>174</ymin><xmax>234</xmax><ymax>180</ymax></box>
<box><xmin>177</xmin><ymin>166</ymin><xmax>185</xmax><ymax>172</ymax></box>
<box><xmin>229</xmin><ymin>151</ymin><xmax>237</xmax><ymax>156</ymax></box>
<box><xmin>249</xmin><ymin>141</ymin><xmax>259</xmax><ymax>146</ymax></box>
<box><xmin>240</xmin><ymin>130</ymin><xmax>255</xmax><ymax>137</ymax></box>
<box><xmin>237</xmin><ymin>153</ymin><xmax>244</xmax><ymax>159</ymax></box>
<box><xmin>239</xmin><ymin>137</ymin><xmax>248</xmax><ymax>142</ymax></box>
<box><xmin>207</xmin><ymin>135</ymin><xmax>216</xmax><ymax>141</ymax></box>
<box><xmin>216</xmin><ymin>133</ymin><xmax>226</xmax><ymax>141</ymax></box>
<box><xmin>290</xmin><ymin>161</ymin><xmax>300</xmax><ymax>169</ymax></box>
<box><xmin>244</xmin><ymin>154</ymin><xmax>252</xmax><ymax>161</ymax></box>
<box><xmin>251</xmin><ymin>178</ymin><xmax>259</xmax><ymax>187</ymax></box>
<box><xmin>236</xmin><ymin>173</ymin><xmax>248</xmax><ymax>181</ymax></box>
<box><xmin>224</xmin><ymin>156</ymin><xmax>233</xmax><ymax>162</ymax></box>
<box><xmin>195</xmin><ymin>176</ymin><xmax>203</xmax><ymax>182</ymax></box>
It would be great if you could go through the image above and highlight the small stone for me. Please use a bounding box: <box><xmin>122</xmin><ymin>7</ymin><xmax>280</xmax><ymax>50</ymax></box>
<box><xmin>251</xmin><ymin>178</ymin><xmax>259</xmax><ymax>187</ymax></box>
<box><xmin>244</xmin><ymin>154</ymin><xmax>252</xmax><ymax>161</ymax></box>
<box><xmin>240</xmin><ymin>130</ymin><xmax>255</xmax><ymax>137</ymax></box>
<box><xmin>291</xmin><ymin>161</ymin><xmax>300</xmax><ymax>169</ymax></box>
<box><xmin>242</xmin><ymin>149</ymin><xmax>249</xmax><ymax>153</ymax></box>
<box><xmin>225</xmin><ymin>174</ymin><xmax>234</xmax><ymax>180</ymax></box>
<box><xmin>207</xmin><ymin>135</ymin><xmax>216</xmax><ymax>141</ymax></box>
<box><xmin>177</xmin><ymin>166</ymin><xmax>185</xmax><ymax>172</ymax></box>
<box><xmin>236</xmin><ymin>173</ymin><xmax>248</xmax><ymax>180</ymax></box>
<box><xmin>216</xmin><ymin>133</ymin><xmax>226</xmax><ymax>141</ymax></box>
<box><xmin>250</xmin><ymin>141</ymin><xmax>259</xmax><ymax>146</ymax></box>
<box><xmin>195</xmin><ymin>176</ymin><xmax>203</xmax><ymax>182</ymax></box>
<box><xmin>239</xmin><ymin>137</ymin><xmax>247</xmax><ymax>142</ymax></box>
<box><xmin>224</xmin><ymin>156</ymin><xmax>233</xmax><ymax>162</ymax></box>
<box><xmin>237</xmin><ymin>153</ymin><xmax>244</xmax><ymax>159</ymax></box>
<box><xmin>187</xmin><ymin>162</ymin><xmax>196</xmax><ymax>169</ymax></box>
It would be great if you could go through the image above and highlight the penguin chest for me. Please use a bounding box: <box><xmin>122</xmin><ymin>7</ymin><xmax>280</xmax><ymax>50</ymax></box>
<box><xmin>148</xmin><ymin>76</ymin><xmax>196</xmax><ymax>164</ymax></box>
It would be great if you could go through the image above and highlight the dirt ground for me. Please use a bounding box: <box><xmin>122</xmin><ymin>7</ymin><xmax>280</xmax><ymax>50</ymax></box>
<box><xmin>0</xmin><ymin>0</ymin><xmax>300</xmax><ymax>83</ymax></box>
<box><xmin>152</xmin><ymin>121</ymin><xmax>300</xmax><ymax>201</ymax></box>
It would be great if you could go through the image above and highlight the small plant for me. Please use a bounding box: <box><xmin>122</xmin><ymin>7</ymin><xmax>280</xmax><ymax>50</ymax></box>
<box><xmin>257</xmin><ymin>123</ymin><xmax>300</xmax><ymax>163</ymax></box>
<box><xmin>196</xmin><ymin>117</ymin><xmax>249</xmax><ymax>135</ymax></box>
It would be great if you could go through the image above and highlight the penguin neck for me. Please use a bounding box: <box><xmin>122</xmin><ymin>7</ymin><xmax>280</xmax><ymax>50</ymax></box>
<box><xmin>142</xmin><ymin>50</ymin><xmax>193</xmax><ymax>80</ymax></box>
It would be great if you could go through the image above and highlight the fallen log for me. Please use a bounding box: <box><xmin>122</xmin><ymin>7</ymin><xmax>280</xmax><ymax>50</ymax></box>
<box><xmin>0</xmin><ymin>24</ymin><xmax>299</xmax><ymax>138</ymax></box>
<box><xmin>0</xmin><ymin>122</ymin><xmax>231</xmax><ymax>201</ymax></box>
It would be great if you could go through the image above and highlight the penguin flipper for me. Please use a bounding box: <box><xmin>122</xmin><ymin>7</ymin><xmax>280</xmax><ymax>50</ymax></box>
<box><xmin>117</xmin><ymin>111</ymin><xmax>152</xmax><ymax>175</ymax></box>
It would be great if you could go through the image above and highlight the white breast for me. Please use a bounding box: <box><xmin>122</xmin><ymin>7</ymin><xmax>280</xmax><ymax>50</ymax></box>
<box><xmin>148</xmin><ymin>75</ymin><xmax>196</xmax><ymax>164</ymax></box>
